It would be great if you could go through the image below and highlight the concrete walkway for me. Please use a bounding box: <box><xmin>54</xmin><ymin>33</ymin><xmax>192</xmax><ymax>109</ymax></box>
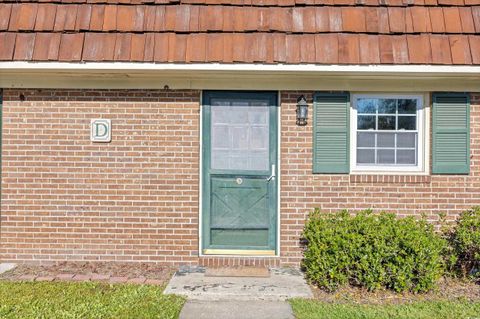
<box><xmin>179</xmin><ymin>300</ymin><xmax>294</xmax><ymax>319</ymax></box>
<box><xmin>165</xmin><ymin>267</ymin><xmax>311</xmax><ymax>319</ymax></box>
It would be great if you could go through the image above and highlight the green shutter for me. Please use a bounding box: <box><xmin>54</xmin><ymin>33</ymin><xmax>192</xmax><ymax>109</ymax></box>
<box><xmin>313</xmin><ymin>92</ymin><xmax>350</xmax><ymax>173</ymax></box>
<box><xmin>432</xmin><ymin>93</ymin><xmax>470</xmax><ymax>174</ymax></box>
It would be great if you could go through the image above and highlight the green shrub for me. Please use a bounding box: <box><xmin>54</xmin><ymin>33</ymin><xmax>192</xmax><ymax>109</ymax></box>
<box><xmin>449</xmin><ymin>206</ymin><xmax>480</xmax><ymax>279</ymax></box>
<box><xmin>302</xmin><ymin>209</ymin><xmax>447</xmax><ymax>293</ymax></box>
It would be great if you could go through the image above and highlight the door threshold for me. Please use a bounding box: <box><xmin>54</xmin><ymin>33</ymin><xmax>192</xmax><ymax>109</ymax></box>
<box><xmin>203</xmin><ymin>249</ymin><xmax>276</xmax><ymax>256</ymax></box>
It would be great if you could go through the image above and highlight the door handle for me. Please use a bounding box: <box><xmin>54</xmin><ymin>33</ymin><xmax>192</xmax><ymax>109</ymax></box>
<box><xmin>266</xmin><ymin>164</ymin><xmax>276</xmax><ymax>182</ymax></box>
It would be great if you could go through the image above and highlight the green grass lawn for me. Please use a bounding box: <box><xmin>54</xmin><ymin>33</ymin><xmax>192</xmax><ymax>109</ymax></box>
<box><xmin>290</xmin><ymin>298</ymin><xmax>480</xmax><ymax>319</ymax></box>
<box><xmin>0</xmin><ymin>281</ymin><xmax>185</xmax><ymax>319</ymax></box>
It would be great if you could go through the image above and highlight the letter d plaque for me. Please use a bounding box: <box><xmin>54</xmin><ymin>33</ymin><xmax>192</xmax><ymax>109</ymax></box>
<box><xmin>90</xmin><ymin>119</ymin><xmax>111</xmax><ymax>142</ymax></box>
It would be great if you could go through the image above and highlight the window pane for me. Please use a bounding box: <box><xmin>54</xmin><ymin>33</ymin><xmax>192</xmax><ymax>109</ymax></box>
<box><xmin>397</xmin><ymin>150</ymin><xmax>416</xmax><ymax>165</ymax></box>
<box><xmin>357</xmin><ymin>149</ymin><xmax>375</xmax><ymax>164</ymax></box>
<box><xmin>398</xmin><ymin>116</ymin><xmax>416</xmax><ymax>130</ymax></box>
<box><xmin>250</xmin><ymin>126</ymin><xmax>269</xmax><ymax>149</ymax></box>
<box><xmin>378</xmin><ymin>99</ymin><xmax>396</xmax><ymax>114</ymax></box>
<box><xmin>231</xmin><ymin>126</ymin><xmax>248</xmax><ymax>149</ymax></box>
<box><xmin>357</xmin><ymin>99</ymin><xmax>377</xmax><ymax>114</ymax></box>
<box><xmin>377</xmin><ymin>133</ymin><xmax>395</xmax><ymax>148</ymax></box>
<box><xmin>211</xmin><ymin>108</ymin><xmax>230</xmax><ymax>124</ymax></box>
<box><xmin>212</xmin><ymin>126</ymin><xmax>230</xmax><ymax>148</ymax></box>
<box><xmin>230</xmin><ymin>108</ymin><xmax>249</xmax><ymax>123</ymax></box>
<box><xmin>249</xmin><ymin>110</ymin><xmax>268</xmax><ymax>124</ymax></box>
<box><xmin>377</xmin><ymin>149</ymin><xmax>395</xmax><ymax>164</ymax></box>
<box><xmin>211</xmin><ymin>150</ymin><xmax>230</xmax><ymax>169</ymax></box>
<box><xmin>397</xmin><ymin>133</ymin><xmax>416</xmax><ymax>148</ymax></box>
<box><xmin>378</xmin><ymin>116</ymin><xmax>395</xmax><ymax>130</ymax></box>
<box><xmin>398</xmin><ymin>99</ymin><xmax>417</xmax><ymax>114</ymax></box>
<box><xmin>227</xmin><ymin>151</ymin><xmax>251</xmax><ymax>170</ymax></box>
<box><xmin>357</xmin><ymin>132</ymin><xmax>375</xmax><ymax>147</ymax></box>
<box><xmin>358</xmin><ymin>115</ymin><xmax>376</xmax><ymax>130</ymax></box>
<box><xmin>249</xmin><ymin>151</ymin><xmax>270</xmax><ymax>170</ymax></box>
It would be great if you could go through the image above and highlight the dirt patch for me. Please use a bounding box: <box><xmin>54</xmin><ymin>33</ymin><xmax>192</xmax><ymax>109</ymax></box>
<box><xmin>0</xmin><ymin>262</ymin><xmax>175</xmax><ymax>283</ymax></box>
<box><xmin>310</xmin><ymin>277</ymin><xmax>480</xmax><ymax>305</ymax></box>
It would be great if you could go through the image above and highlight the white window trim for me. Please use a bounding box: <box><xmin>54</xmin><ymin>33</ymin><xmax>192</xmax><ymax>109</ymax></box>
<box><xmin>350</xmin><ymin>93</ymin><xmax>428</xmax><ymax>175</ymax></box>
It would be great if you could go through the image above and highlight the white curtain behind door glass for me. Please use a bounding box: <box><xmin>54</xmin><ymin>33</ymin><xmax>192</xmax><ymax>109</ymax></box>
<box><xmin>211</xmin><ymin>99</ymin><xmax>270</xmax><ymax>171</ymax></box>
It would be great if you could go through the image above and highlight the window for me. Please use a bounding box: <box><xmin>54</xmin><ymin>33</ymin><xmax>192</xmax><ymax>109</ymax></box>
<box><xmin>351</xmin><ymin>95</ymin><xmax>425</xmax><ymax>172</ymax></box>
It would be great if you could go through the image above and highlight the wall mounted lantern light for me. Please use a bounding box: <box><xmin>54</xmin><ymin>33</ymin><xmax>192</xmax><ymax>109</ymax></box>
<box><xmin>296</xmin><ymin>95</ymin><xmax>309</xmax><ymax>126</ymax></box>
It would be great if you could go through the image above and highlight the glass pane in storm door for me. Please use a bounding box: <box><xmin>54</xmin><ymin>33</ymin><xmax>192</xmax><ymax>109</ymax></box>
<box><xmin>210</xmin><ymin>99</ymin><xmax>270</xmax><ymax>171</ymax></box>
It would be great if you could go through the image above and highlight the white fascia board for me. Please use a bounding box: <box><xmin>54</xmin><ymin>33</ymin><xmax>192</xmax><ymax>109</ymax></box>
<box><xmin>1</xmin><ymin>62</ymin><xmax>480</xmax><ymax>91</ymax></box>
<box><xmin>1</xmin><ymin>62</ymin><xmax>480</xmax><ymax>75</ymax></box>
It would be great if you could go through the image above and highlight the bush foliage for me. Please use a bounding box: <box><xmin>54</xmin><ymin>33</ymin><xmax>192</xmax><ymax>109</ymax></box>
<box><xmin>302</xmin><ymin>210</ymin><xmax>447</xmax><ymax>293</ymax></box>
<box><xmin>449</xmin><ymin>206</ymin><xmax>480</xmax><ymax>279</ymax></box>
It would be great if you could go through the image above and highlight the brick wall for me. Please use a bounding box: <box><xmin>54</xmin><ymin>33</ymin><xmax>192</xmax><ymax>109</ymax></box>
<box><xmin>0</xmin><ymin>89</ymin><xmax>201</xmax><ymax>265</ymax></box>
<box><xmin>279</xmin><ymin>91</ymin><xmax>480</xmax><ymax>266</ymax></box>
<box><xmin>1</xmin><ymin>89</ymin><xmax>479</xmax><ymax>267</ymax></box>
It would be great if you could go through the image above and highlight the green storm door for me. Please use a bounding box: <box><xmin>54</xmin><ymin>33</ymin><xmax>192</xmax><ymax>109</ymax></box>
<box><xmin>202</xmin><ymin>91</ymin><xmax>278</xmax><ymax>255</ymax></box>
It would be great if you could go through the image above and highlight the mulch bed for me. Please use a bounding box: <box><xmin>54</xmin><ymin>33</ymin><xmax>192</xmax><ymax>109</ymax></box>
<box><xmin>310</xmin><ymin>277</ymin><xmax>480</xmax><ymax>305</ymax></box>
<box><xmin>0</xmin><ymin>262</ymin><xmax>175</xmax><ymax>285</ymax></box>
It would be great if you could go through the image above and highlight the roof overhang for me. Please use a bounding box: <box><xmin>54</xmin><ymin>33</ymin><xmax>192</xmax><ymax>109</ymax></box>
<box><xmin>1</xmin><ymin>62</ymin><xmax>480</xmax><ymax>92</ymax></box>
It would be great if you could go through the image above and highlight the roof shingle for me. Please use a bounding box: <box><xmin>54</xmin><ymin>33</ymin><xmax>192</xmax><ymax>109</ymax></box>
<box><xmin>0</xmin><ymin>1</ymin><xmax>479</xmax><ymax>65</ymax></box>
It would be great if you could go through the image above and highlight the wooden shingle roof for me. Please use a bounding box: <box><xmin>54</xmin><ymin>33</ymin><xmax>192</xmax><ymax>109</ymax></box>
<box><xmin>1</xmin><ymin>0</ymin><xmax>480</xmax><ymax>64</ymax></box>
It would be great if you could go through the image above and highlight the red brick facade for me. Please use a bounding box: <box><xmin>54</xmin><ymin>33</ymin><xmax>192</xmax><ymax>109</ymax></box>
<box><xmin>1</xmin><ymin>89</ymin><xmax>479</xmax><ymax>267</ymax></box>
<box><xmin>0</xmin><ymin>89</ymin><xmax>201</xmax><ymax>265</ymax></box>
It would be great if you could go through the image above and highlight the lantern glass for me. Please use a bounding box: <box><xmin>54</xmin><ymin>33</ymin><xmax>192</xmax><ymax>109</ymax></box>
<box><xmin>298</xmin><ymin>105</ymin><xmax>308</xmax><ymax>118</ymax></box>
<box><xmin>296</xmin><ymin>96</ymin><xmax>308</xmax><ymax>126</ymax></box>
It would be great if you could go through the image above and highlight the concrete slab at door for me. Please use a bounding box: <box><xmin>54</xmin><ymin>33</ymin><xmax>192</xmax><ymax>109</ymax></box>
<box><xmin>164</xmin><ymin>268</ymin><xmax>313</xmax><ymax>301</ymax></box>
